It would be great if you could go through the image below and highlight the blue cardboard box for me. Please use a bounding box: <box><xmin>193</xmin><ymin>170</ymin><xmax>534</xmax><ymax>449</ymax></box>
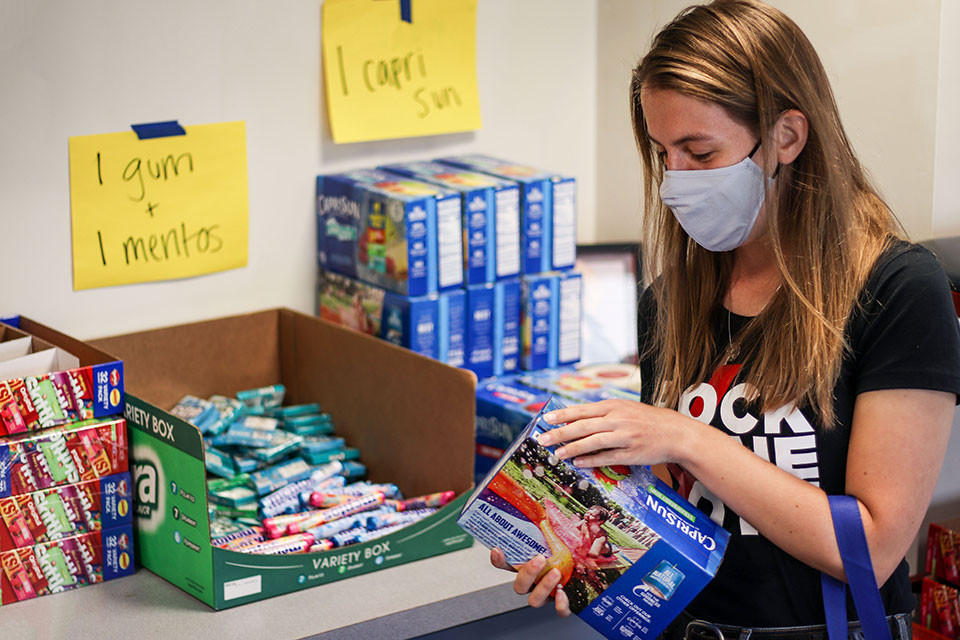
<box><xmin>436</xmin><ymin>155</ymin><xmax>576</xmax><ymax>274</ymax></box>
<box><xmin>378</xmin><ymin>161</ymin><xmax>522</xmax><ymax>285</ymax></box>
<box><xmin>473</xmin><ymin>376</ymin><xmax>553</xmax><ymax>481</ymax></box>
<box><xmin>465</xmin><ymin>279</ymin><xmax>523</xmax><ymax>381</ymax></box>
<box><xmin>317</xmin><ymin>269</ymin><xmax>465</xmax><ymax>367</ymax></box>
<box><xmin>458</xmin><ymin>398</ymin><xmax>729</xmax><ymax>640</ymax></box>
<box><xmin>495</xmin><ymin>278</ymin><xmax>522</xmax><ymax>377</ymax></box>
<box><xmin>316</xmin><ymin>169</ymin><xmax>464</xmax><ymax>296</ymax></box>
<box><xmin>522</xmin><ymin>271</ymin><xmax>582</xmax><ymax>371</ymax></box>
<box><xmin>517</xmin><ymin>367</ymin><xmax>642</xmax><ymax>405</ymax></box>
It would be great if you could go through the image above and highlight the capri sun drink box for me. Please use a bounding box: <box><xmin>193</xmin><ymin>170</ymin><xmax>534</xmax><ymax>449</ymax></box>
<box><xmin>437</xmin><ymin>155</ymin><xmax>576</xmax><ymax>275</ymax></box>
<box><xmin>465</xmin><ymin>279</ymin><xmax>522</xmax><ymax>380</ymax></box>
<box><xmin>316</xmin><ymin>169</ymin><xmax>464</xmax><ymax>296</ymax></box>
<box><xmin>379</xmin><ymin>161</ymin><xmax>522</xmax><ymax>284</ymax></box>
<box><xmin>522</xmin><ymin>271</ymin><xmax>583</xmax><ymax>371</ymax></box>
<box><xmin>317</xmin><ymin>268</ymin><xmax>466</xmax><ymax>367</ymax></box>
<box><xmin>458</xmin><ymin>398</ymin><xmax>729</xmax><ymax>640</ymax></box>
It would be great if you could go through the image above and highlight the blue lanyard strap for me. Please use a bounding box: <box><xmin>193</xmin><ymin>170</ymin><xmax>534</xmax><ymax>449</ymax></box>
<box><xmin>820</xmin><ymin>495</ymin><xmax>893</xmax><ymax>640</ymax></box>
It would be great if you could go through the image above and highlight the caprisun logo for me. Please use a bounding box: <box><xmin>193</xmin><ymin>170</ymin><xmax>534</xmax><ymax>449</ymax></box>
<box><xmin>133</xmin><ymin>444</ymin><xmax>166</xmax><ymax>534</ymax></box>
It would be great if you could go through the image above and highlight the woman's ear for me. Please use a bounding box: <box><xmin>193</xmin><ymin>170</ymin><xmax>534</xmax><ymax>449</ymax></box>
<box><xmin>773</xmin><ymin>109</ymin><xmax>808</xmax><ymax>166</ymax></box>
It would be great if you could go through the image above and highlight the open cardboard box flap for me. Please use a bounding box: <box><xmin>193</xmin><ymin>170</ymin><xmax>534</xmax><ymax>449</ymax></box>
<box><xmin>92</xmin><ymin>308</ymin><xmax>478</xmax><ymax>498</ymax></box>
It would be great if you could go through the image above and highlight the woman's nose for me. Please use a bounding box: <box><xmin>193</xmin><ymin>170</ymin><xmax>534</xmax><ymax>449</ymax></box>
<box><xmin>663</xmin><ymin>152</ymin><xmax>692</xmax><ymax>172</ymax></box>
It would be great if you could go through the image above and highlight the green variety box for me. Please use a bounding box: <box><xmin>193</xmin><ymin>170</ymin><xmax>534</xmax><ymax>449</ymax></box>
<box><xmin>93</xmin><ymin>308</ymin><xmax>477</xmax><ymax>609</ymax></box>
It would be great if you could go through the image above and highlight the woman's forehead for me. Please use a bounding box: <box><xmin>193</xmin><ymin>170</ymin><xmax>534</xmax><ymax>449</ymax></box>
<box><xmin>641</xmin><ymin>87</ymin><xmax>750</xmax><ymax>145</ymax></box>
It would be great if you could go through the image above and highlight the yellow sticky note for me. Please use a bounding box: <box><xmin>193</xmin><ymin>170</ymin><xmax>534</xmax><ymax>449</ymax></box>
<box><xmin>69</xmin><ymin>121</ymin><xmax>249</xmax><ymax>290</ymax></box>
<box><xmin>322</xmin><ymin>0</ymin><xmax>481</xmax><ymax>143</ymax></box>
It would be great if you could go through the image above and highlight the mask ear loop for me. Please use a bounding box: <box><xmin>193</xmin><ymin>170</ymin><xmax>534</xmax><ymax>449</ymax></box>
<box><xmin>749</xmin><ymin>138</ymin><xmax>782</xmax><ymax>179</ymax></box>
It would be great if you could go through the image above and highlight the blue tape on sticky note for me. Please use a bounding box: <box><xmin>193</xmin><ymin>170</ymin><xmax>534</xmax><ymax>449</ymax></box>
<box><xmin>131</xmin><ymin>120</ymin><xmax>186</xmax><ymax>140</ymax></box>
<box><xmin>400</xmin><ymin>0</ymin><xmax>411</xmax><ymax>23</ymax></box>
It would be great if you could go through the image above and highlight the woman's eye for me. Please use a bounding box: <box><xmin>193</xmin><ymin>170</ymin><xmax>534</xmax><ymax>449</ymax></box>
<box><xmin>692</xmin><ymin>152</ymin><xmax>713</xmax><ymax>162</ymax></box>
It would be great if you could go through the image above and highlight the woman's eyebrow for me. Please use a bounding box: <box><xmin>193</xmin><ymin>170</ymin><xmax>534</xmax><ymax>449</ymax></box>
<box><xmin>648</xmin><ymin>133</ymin><xmax>716</xmax><ymax>147</ymax></box>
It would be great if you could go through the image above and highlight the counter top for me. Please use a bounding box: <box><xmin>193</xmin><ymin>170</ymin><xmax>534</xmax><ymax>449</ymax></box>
<box><xmin>0</xmin><ymin>544</ymin><xmax>526</xmax><ymax>640</ymax></box>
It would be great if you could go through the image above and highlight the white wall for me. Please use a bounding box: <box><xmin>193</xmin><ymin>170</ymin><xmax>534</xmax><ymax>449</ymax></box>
<box><xmin>933</xmin><ymin>0</ymin><xmax>960</xmax><ymax>237</ymax></box>
<box><xmin>0</xmin><ymin>0</ymin><xmax>597</xmax><ymax>339</ymax></box>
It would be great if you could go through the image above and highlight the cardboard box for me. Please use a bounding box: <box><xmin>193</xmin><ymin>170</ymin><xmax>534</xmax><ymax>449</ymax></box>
<box><xmin>0</xmin><ymin>471</ymin><xmax>132</xmax><ymax>551</ymax></box>
<box><xmin>91</xmin><ymin>309</ymin><xmax>476</xmax><ymax>609</ymax></box>
<box><xmin>317</xmin><ymin>268</ymin><xmax>466</xmax><ymax>367</ymax></box>
<box><xmin>437</xmin><ymin>155</ymin><xmax>577</xmax><ymax>274</ymax></box>
<box><xmin>921</xmin><ymin>576</ymin><xmax>960</xmax><ymax>638</ymax></box>
<box><xmin>0</xmin><ymin>319</ymin><xmax>124</xmax><ymax>435</ymax></box>
<box><xmin>316</xmin><ymin>169</ymin><xmax>464</xmax><ymax>296</ymax></box>
<box><xmin>459</xmin><ymin>398</ymin><xmax>729</xmax><ymax>640</ymax></box>
<box><xmin>522</xmin><ymin>271</ymin><xmax>583</xmax><ymax>371</ymax></box>
<box><xmin>474</xmin><ymin>376</ymin><xmax>553</xmax><ymax>482</ymax></box>
<box><xmin>0</xmin><ymin>416</ymin><xmax>128</xmax><ymax>498</ymax></box>
<box><xmin>928</xmin><ymin>519</ymin><xmax>960</xmax><ymax>588</ymax></box>
<box><xmin>495</xmin><ymin>278</ymin><xmax>522</xmax><ymax>377</ymax></box>
<box><xmin>379</xmin><ymin>161</ymin><xmax>522</xmax><ymax>284</ymax></box>
<box><xmin>0</xmin><ymin>522</ymin><xmax>134</xmax><ymax>604</ymax></box>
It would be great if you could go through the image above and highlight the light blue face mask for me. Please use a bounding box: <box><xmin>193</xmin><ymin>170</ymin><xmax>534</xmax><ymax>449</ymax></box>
<box><xmin>659</xmin><ymin>141</ymin><xmax>773</xmax><ymax>252</ymax></box>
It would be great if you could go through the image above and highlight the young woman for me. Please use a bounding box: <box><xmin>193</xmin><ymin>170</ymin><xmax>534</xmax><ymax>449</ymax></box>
<box><xmin>491</xmin><ymin>1</ymin><xmax>960</xmax><ymax>636</ymax></box>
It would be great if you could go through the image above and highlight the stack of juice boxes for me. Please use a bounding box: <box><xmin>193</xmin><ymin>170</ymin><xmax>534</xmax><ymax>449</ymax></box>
<box><xmin>169</xmin><ymin>385</ymin><xmax>457</xmax><ymax>556</ymax></box>
<box><xmin>918</xmin><ymin>518</ymin><xmax>960</xmax><ymax>638</ymax></box>
<box><xmin>0</xmin><ymin>317</ymin><xmax>132</xmax><ymax>605</ymax></box>
<box><xmin>316</xmin><ymin>156</ymin><xmax>582</xmax><ymax>379</ymax></box>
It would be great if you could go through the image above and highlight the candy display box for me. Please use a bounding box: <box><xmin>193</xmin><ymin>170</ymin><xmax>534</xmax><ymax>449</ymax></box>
<box><xmin>0</xmin><ymin>317</ymin><xmax>125</xmax><ymax>435</ymax></box>
<box><xmin>91</xmin><ymin>308</ymin><xmax>476</xmax><ymax>610</ymax></box>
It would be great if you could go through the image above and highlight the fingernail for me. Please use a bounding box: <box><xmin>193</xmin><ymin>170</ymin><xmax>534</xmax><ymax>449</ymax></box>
<box><xmin>555</xmin><ymin>447</ymin><xmax>567</xmax><ymax>459</ymax></box>
<box><xmin>531</xmin><ymin>555</ymin><xmax>545</xmax><ymax>568</ymax></box>
<box><xmin>572</xmin><ymin>458</ymin><xmax>583</xmax><ymax>467</ymax></box>
<box><xmin>549</xmin><ymin>568</ymin><xmax>561</xmax><ymax>581</ymax></box>
<box><xmin>536</xmin><ymin>433</ymin><xmax>552</xmax><ymax>446</ymax></box>
<box><xmin>543</xmin><ymin>412</ymin><xmax>557</xmax><ymax>423</ymax></box>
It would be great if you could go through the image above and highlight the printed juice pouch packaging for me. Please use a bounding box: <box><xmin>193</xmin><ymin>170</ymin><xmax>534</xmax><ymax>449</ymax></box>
<box><xmin>0</xmin><ymin>522</ymin><xmax>134</xmax><ymax>604</ymax></box>
<box><xmin>473</xmin><ymin>376</ymin><xmax>554</xmax><ymax>482</ymax></box>
<box><xmin>521</xmin><ymin>271</ymin><xmax>583</xmax><ymax>372</ymax></box>
<box><xmin>379</xmin><ymin>161</ymin><xmax>522</xmax><ymax>284</ymax></box>
<box><xmin>316</xmin><ymin>169</ymin><xmax>464</xmax><ymax>296</ymax></box>
<box><xmin>0</xmin><ymin>417</ymin><xmax>128</xmax><ymax>499</ymax></box>
<box><xmin>317</xmin><ymin>268</ymin><xmax>466</xmax><ymax>367</ymax></box>
<box><xmin>458</xmin><ymin>397</ymin><xmax>729</xmax><ymax>640</ymax></box>
<box><xmin>517</xmin><ymin>367</ymin><xmax>642</xmax><ymax>406</ymax></box>
<box><xmin>0</xmin><ymin>471</ymin><xmax>132</xmax><ymax>551</ymax></box>
<box><xmin>437</xmin><ymin>154</ymin><xmax>577</xmax><ymax>275</ymax></box>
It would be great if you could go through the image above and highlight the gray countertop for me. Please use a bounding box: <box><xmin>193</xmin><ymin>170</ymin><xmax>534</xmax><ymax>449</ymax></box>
<box><xmin>0</xmin><ymin>544</ymin><xmax>527</xmax><ymax>640</ymax></box>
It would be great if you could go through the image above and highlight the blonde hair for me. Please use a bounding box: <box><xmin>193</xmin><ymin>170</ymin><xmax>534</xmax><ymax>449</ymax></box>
<box><xmin>631</xmin><ymin>0</ymin><xmax>904</xmax><ymax>425</ymax></box>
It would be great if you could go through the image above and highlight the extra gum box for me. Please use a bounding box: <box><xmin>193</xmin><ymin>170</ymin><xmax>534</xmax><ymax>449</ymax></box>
<box><xmin>0</xmin><ymin>522</ymin><xmax>134</xmax><ymax>604</ymax></box>
<box><xmin>0</xmin><ymin>417</ymin><xmax>128</xmax><ymax>498</ymax></box>
<box><xmin>316</xmin><ymin>169</ymin><xmax>464</xmax><ymax>296</ymax></box>
<box><xmin>0</xmin><ymin>320</ymin><xmax>124</xmax><ymax>436</ymax></box>
<box><xmin>437</xmin><ymin>155</ymin><xmax>576</xmax><ymax>275</ymax></box>
<box><xmin>379</xmin><ymin>161</ymin><xmax>522</xmax><ymax>284</ymax></box>
<box><xmin>0</xmin><ymin>472</ymin><xmax>132</xmax><ymax>551</ymax></box>
<box><xmin>318</xmin><ymin>268</ymin><xmax>466</xmax><ymax>367</ymax></box>
<box><xmin>522</xmin><ymin>271</ymin><xmax>583</xmax><ymax>371</ymax></box>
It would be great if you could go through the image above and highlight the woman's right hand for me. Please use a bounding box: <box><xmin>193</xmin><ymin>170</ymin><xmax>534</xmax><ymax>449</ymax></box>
<box><xmin>489</xmin><ymin>548</ymin><xmax>571</xmax><ymax>617</ymax></box>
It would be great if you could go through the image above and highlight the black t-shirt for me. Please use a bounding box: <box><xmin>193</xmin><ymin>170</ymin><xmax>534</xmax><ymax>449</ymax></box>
<box><xmin>637</xmin><ymin>242</ymin><xmax>960</xmax><ymax>625</ymax></box>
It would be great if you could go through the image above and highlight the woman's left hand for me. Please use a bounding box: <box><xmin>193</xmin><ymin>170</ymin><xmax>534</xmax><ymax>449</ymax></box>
<box><xmin>536</xmin><ymin>399</ymin><xmax>694</xmax><ymax>468</ymax></box>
